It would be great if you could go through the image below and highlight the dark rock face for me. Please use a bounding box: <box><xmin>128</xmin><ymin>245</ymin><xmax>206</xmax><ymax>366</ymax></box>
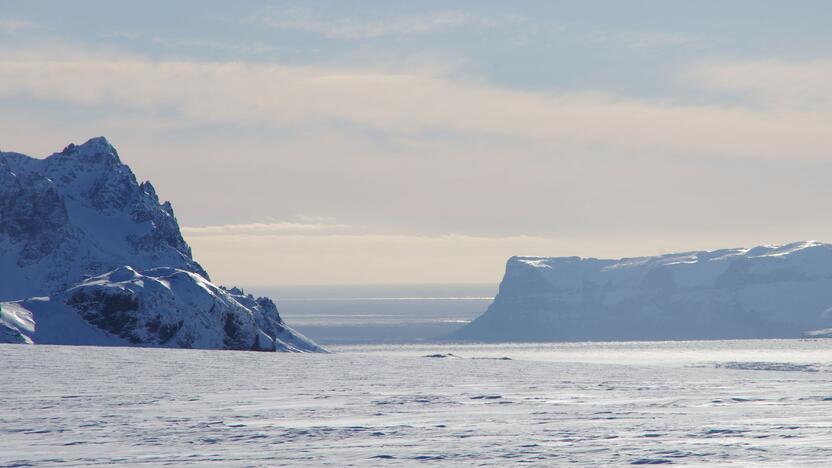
<box><xmin>68</xmin><ymin>289</ymin><xmax>141</xmax><ymax>342</ymax></box>
<box><xmin>0</xmin><ymin>168</ymin><xmax>74</xmax><ymax>268</ymax></box>
<box><xmin>145</xmin><ymin>317</ymin><xmax>183</xmax><ymax>344</ymax></box>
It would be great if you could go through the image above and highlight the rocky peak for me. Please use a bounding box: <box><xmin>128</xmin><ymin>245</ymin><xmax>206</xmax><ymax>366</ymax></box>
<box><xmin>0</xmin><ymin>138</ymin><xmax>207</xmax><ymax>300</ymax></box>
<box><xmin>58</xmin><ymin>136</ymin><xmax>121</xmax><ymax>164</ymax></box>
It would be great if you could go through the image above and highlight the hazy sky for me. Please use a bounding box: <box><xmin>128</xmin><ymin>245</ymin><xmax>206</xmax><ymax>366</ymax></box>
<box><xmin>2</xmin><ymin>1</ymin><xmax>832</xmax><ymax>285</ymax></box>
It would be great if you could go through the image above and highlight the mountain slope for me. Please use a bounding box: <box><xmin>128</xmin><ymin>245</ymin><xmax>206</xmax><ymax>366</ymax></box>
<box><xmin>0</xmin><ymin>137</ymin><xmax>323</xmax><ymax>352</ymax></box>
<box><xmin>450</xmin><ymin>241</ymin><xmax>832</xmax><ymax>342</ymax></box>
<box><xmin>0</xmin><ymin>266</ymin><xmax>322</xmax><ymax>352</ymax></box>
<box><xmin>1</xmin><ymin>137</ymin><xmax>205</xmax><ymax>301</ymax></box>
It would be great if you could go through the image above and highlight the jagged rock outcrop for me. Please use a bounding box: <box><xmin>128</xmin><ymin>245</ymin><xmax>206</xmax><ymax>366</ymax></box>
<box><xmin>450</xmin><ymin>241</ymin><xmax>832</xmax><ymax>342</ymax></box>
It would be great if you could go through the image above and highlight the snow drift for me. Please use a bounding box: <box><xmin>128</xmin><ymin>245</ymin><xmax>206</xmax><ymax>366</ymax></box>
<box><xmin>450</xmin><ymin>241</ymin><xmax>832</xmax><ymax>342</ymax></box>
<box><xmin>0</xmin><ymin>137</ymin><xmax>323</xmax><ymax>352</ymax></box>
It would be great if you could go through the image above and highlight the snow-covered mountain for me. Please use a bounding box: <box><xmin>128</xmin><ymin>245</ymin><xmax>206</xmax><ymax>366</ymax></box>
<box><xmin>0</xmin><ymin>137</ymin><xmax>323</xmax><ymax>352</ymax></box>
<box><xmin>450</xmin><ymin>241</ymin><xmax>832</xmax><ymax>342</ymax></box>
<box><xmin>1</xmin><ymin>266</ymin><xmax>321</xmax><ymax>351</ymax></box>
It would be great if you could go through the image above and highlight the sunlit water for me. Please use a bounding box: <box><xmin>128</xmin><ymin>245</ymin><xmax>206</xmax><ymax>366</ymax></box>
<box><xmin>3</xmin><ymin>339</ymin><xmax>832</xmax><ymax>466</ymax></box>
<box><xmin>247</xmin><ymin>284</ymin><xmax>496</xmax><ymax>344</ymax></box>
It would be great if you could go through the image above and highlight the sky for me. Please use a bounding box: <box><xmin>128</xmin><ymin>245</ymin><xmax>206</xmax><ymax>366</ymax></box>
<box><xmin>2</xmin><ymin>1</ymin><xmax>832</xmax><ymax>285</ymax></box>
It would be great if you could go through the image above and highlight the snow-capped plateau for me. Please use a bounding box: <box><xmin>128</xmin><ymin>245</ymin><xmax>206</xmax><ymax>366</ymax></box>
<box><xmin>0</xmin><ymin>137</ymin><xmax>323</xmax><ymax>352</ymax></box>
<box><xmin>451</xmin><ymin>241</ymin><xmax>832</xmax><ymax>342</ymax></box>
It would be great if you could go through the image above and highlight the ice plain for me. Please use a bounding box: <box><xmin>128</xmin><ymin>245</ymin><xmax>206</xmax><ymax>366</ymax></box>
<box><xmin>2</xmin><ymin>339</ymin><xmax>832</xmax><ymax>466</ymax></box>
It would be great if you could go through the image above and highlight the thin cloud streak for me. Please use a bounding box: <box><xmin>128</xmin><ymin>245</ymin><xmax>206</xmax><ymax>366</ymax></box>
<box><xmin>185</xmin><ymin>229</ymin><xmax>574</xmax><ymax>285</ymax></box>
<box><xmin>248</xmin><ymin>9</ymin><xmax>496</xmax><ymax>39</ymax></box>
<box><xmin>184</xmin><ymin>226</ymin><xmax>813</xmax><ymax>285</ymax></box>
<box><xmin>186</xmin><ymin>231</ymin><xmax>549</xmax><ymax>244</ymax></box>
<box><xmin>182</xmin><ymin>221</ymin><xmax>551</xmax><ymax>244</ymax></box>
<box><xmin>0</xmin><ymin>19</ymin><xmax>37</xmax><ymax>34</ymax></box>
<box><xmin>182</xmin><ymin>221</ymin><xmax>349</xmax><ymax>237</ymax></box>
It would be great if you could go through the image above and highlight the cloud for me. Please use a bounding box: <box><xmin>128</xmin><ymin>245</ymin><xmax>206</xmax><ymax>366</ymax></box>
<box><xmin>0</xmin><ymin>19</ymin><xmax>36</xmax><ymax>34</ymax></box>
<box><xmin>247</xmin><ymin>9</ymin><xmax>704</xmax><ymax>50</ymax></box>
<box><xmin>177</xmin><ymin>219</ymin><xmax>575</xmax><ymax>284</ymax></box>
<box><xmin>2</xmin><ymin>47</ymin><xmax>832</xmax><ymax>161</ymax></box>
<box><xmin>181</xmin><ymin>221</ymin><xmax>349</xmax><ymax>237</ymax></box>
<box><xmin>183</xmin><ymin>225</ymin><xmax>566</xmax><ymax>285</ymax></box>
<box><xmin>249</xmin><ymin>9</ymin><xmax>495</xmax><ymax>39</ymax></box>
<box><xmin>583</xmin><ymin>29</ymin><xmax>709</xmax><ymax>50</ymax></box>
<box><xmin>183</xmin><ymin>221</ymin><xmax>812</xmax><ymax>285</ymax></box>
<box><xmin>100</xmin><ymin>30</ymin><xmax>284</xmax><ymax>56</ymax></box>
<box><xmin>689</xmin><ymin>59</ymin><xmax>832</xmax><ymax>111</ymax></box>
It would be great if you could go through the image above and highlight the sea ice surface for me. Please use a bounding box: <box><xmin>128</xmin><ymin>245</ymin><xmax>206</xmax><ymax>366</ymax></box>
<box><xmin>2</xmin><ymin>339</ymin><xmax>831</xmax><ymax>466</ymax></box>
